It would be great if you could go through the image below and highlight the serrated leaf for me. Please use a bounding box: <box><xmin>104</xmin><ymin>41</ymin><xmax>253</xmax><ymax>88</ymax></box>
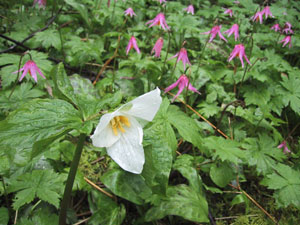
<box><xmin>203</xmin><ymin>136</ymin><xmax>245</xmax><ymax>164</ymax></box>
<box><xmin>34</xmin><ymin>29</ymin><xmax>61</xmax><ymax>50</ymax></box>
<box><xmin>278</xmin><ymin>72</ymin><xmax>300</xmax><ymax>114</ymax></box>
<box><xmin>261</xmin><ymin>163</ymin><xmax>300</xmax><ymax>209</ymax></box>
<box><xmin>0</xmin><ymin>82</ymin><xmax>45</xmax><ymax>111</ymax></box>
<box><xmin>101</xmin><ymin>169</ymin><xmax>152</xmax><ymax>205</ymax></box>
<box><xmin>88</xmin><ymin>191</ymin><xmax>125</xmax><ymax>225</ymax></box>
<box><xmin>242</xmin><ymin>134</ymin><xmax>286</xmax><ymax>175</ymax></box>
<box><xmin>145</xmin><ymin>184</ymin><xmax>209</xmax><ymax>223</ymax></box>
<box><xmin>0</xmin><ymin>99</ymin><xmax>82</xmax><ymax>151</ymax></box>
<box><xmin>8</xmin><ymin>170</ymin><xmax>65</xmax><ymax>209</ymax></box>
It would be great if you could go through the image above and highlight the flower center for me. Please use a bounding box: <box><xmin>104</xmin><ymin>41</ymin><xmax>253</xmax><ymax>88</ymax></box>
<box><xmin>110</xmin><ymin>116</ymin><xmax>131</xmax><ymax>136</ymax></box>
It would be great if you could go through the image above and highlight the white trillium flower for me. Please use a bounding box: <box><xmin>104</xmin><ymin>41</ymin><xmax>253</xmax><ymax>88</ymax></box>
<box><xmin>91</xmin><ymin>88</ymin><xmax>162</xmax><ymax>174</ymax></box>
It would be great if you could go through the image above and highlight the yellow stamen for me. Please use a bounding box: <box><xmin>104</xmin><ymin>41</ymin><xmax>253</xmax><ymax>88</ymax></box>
<box><xmin>110</xmin><ymin>116</ymin><xmax>131</xmax><ymax>136</ymax></box>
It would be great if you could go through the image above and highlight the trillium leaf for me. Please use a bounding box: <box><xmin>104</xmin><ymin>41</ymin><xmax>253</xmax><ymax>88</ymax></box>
<box><xmin>88</xmin><ymin>191</ymin><xmax>126</xmax><ymax>225</ymax></box>
<box><xmin>210</xmin><ymin>162</ymin><xmax>236</xmax><ymax>188</ymax></box>
<box><xmin>0</xmin><ymin>99</ymin><xmax>82</xmax><ymax>152</ymax></box>
<box><xmin>144</xmin><ymin>184</ymin><xmax>209</xmax><ymax>223</ymax></box>
<box><xmin>0</xmin><ymin>207</ymin><xmax>9</xmax><ymax>225</ymax></box>
<box><xmin>101</xmin><ymin>169</ymin><xmax>152</xmax><ymax>205</ymax></box>
<box><xmin>143</xmin><ymin>98</ymin><xmax>176</xmax><ymax>194</ymax></box>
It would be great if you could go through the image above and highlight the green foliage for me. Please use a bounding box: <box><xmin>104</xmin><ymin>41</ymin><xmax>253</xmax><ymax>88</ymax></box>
<box><xmin>8</xmin><ymin>170</ymin><xmax>65</xmax><ymax>209</ymax></box>
<box><xmin>101</xmin><ymin>169</ymin><xmax>152</xmax><ymax>205</ymax></box>
<box><xmin>1</xmin><ymin>0</ymin><xmax>300</xmax><ymax>224</ymax></box>
<box><xmin>88</xmin><ymin>191</ymin><xmax>125</xmax><ymax>225</ymax></box>
<box><xmin>261</xmin><ymin>163</ymin><xmax>300</xmax><ymax>209</ymax></box>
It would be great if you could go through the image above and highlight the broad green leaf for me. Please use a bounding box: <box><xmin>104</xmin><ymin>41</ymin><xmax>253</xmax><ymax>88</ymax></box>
<box><xmin>242</xmin><ymin>134</ymin><xmax>286</xmax><ymax>175</ymax></box>
<box><xmin>210</xmin><ymin>162</ymin><xmax>235</xmax><ymax>188</ymax></box>
<box><xmin>0</xmin><ymin>99</ymin><xmax>82</xmax><ymax>151</ymax></box>
<box><xmin>203</xmin><ymin>136</ymin><xmax>246</xmax><ymax>164</ymax></box>
<box><xmin>167</xmin><ymin>105</ymin><xmax>203</xmax><ymax>148</ymax></box>
<box><xmin>145</xmin><ymin>185</ymin><xmax>209</xmax><ymax>223</ymax></box>
<box><xmin>173</xmin><ymin>154</ymin><xmax>203</xmax><ymax>193</ymax></box>
<box><xmin>51</xmin><ymin>63</ymin><xmax>79</xmax><ymax>107</ymax></box>
<box><xmin>101</xmin><ymin>169</ymin><xmax>152</xmax><ymax>205</ymax></box>
<box><xmin>261</xmin><ymin>163</ymin><xmax>300</xmax><ymax>209</ymax></box>
<box><xmin>88</xmin><ymin>191</ymin><xmax>126</xmax><ymax>225</ymax></box>
<box><xmin>143</xmin><ymin>99</ymin><xmax>176</xmax><ymax>194</ymax></box>
<box><xmin>8</xmin><ymin>170</ymin><xmax>65</xmax><ymax>209</ymax></box>
<box><xmin>0</xmin><ymin>207</ymin><xmax>9</xmax><ymax>225</ymax></box>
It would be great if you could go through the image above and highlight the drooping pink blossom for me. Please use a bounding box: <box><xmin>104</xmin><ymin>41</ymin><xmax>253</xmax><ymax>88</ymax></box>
<box><xmin>151</xmin><ymin>37</ymin><xmax>164</xmax><ymax>58</ymax></box>
<box><xmin>33</xmin><ymin>0</ymin><xmax>46</xmax><ymax>8</ymax></box>
<box><xmin>124</xmin><ymin>8</ymin><xmax>136</xmax><ymax>17</ymax></box>
<box><xmin>252</xmin><ymin>11</ymin><xmax>264</xmax><ymax>24</ymax></box>
<box><xmin>224</xmin><ymin>8</ymin><xmax>233</xmax><ymax>17</ymax></box>
<box><xmin>157</xmin><ymin>0</ymin><xmax>167</xmax><ymax>4</ymax></box>
<box><xmin>13</xmin><ymin>60</ymin><xmax>46</xmax><ymax>82</ymax></box>
<box><xmin>164</xmin><ymin>74</ymin><xmax>201</xmax><ymax>102</ymax></box>
<box><xmin>126</xmin><ymin>36</ymin><xmax>141</xmax><ymax>55</ymax></box>
<box><xmin>168</xmin><ymin>48</ymin><xmax>191</xmax><ymax>70</ymax></box>
<box><xmin>202</xmin><ymin>25</ymin><xmax>227</xmax><ymax>43</ymax></box>
<box><xmin>277</xmin><ymin>141</ymin><xmax>291</xmax><ymax>154</ymax></box>
<box><xmin>146</xmin><ymin>13</ymin><xmax>170</xmax><ymax>30</ymax></box>
<box><xmin>228</xmin><ymin>44</ymin><xmax>251</xmax><ymax>68</ymax></box>
<box><xmin>223</xmin><ymin>24</ymin><xmax>239</xmax><ymax>41</ymax></box>
<box><xmin>271</xmin><ymin>24</ymin><xmax>281</xmax><ymax>32</ymax></box>
<box><xmin>283</xmin><ymin>22</ymin><xmax>294</xmax><ymax>34</ymax></box>
<box><xmin>184</xmin><ymin>5</ymin><xmax>194</xmax><ymax>15</ymax></box>
<box><xmin>262</xmin><ymin>6</ymin><xmax>273</xmax><ymax>19</ymax></box>
<box><xmin>279</xmin><ymin>36</ymin><xmax>292</xmax><ymax>48</ymax></box>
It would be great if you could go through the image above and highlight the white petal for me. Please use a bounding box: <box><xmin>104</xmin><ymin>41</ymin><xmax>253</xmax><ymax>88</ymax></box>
<box><xmin>120</xmin><ymin>88</ymin><xmax>162</xmax><ymax>121</ymax></box>
<box><xmin>106</xmin><ymin>118</ymin><xmax>144</xmax><ymax>174</ymax></box>
<box><xmin>91</xmin><ymin>112</ymin><xmax>120</xmax><ymax>147</ymax></box>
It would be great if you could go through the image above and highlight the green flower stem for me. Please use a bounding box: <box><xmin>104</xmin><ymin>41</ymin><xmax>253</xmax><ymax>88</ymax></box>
<box><xmin>161</xmin><ymin>30</ymin><xmax>171</xmax><ymax>85</ymax></box>
<box><xmin>59</xmin><ymin>133</ymin><xmax>86</xmax><ymax>225</ymax></box>
<box><xmin>195</xmin><ymin>34</ymin><xmax>210</xmax><ymax>75</ymax></box>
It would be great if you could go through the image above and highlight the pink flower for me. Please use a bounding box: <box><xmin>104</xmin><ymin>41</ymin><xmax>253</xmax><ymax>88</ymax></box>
<box><xmin>124</xmin><ymin>8</ymin><xmax>136</xmax><ymax>17</ymax></box>
<box><xmin>151</xmin><ymin>37</ymin><xmax>164</xmax><ymax>58</ymax></box>
<box><xmin>224</xmin><ymin>8</ymin><xmax>233</xmax><ymax>17</ymax></box>
<box><xmin>202</xmin><ymin>25</ymin><xmax>227</xmax><ymax>43</ymax></box>
<box><xmin>233</xmin><ymin>1</ymin><xmax>240</xmax><ymax>4</ymax></box>
<box><xmin>271</xmin><ymin>24</ymin><xmax>281</xmax><ymax>32</ymax></box>
<box><xmin>126</xmin><ymin>36</ymin><xmax>141</xmax><ymax>55</ymax></box>
<box><xmin>223</xmin><ymin>24</ymin><xmax>239</xmax><ymax>41</ymax></box>
<box><xmin>33</xmin><ymin>0</ymin><xmax>46</xmax><ymax>8</ymax></box>
<box><xmin>228</xmin><ymin>44</ymin><xmax>251</xmax><ymax>68</ymax></box>
<box><xmin>168</xmin><ymin>48</ymin><xmax>191</xmax><ymax>70</ymax></box>
<box><xmin>146</xmin><ymin>13</ymin><xmax>170</xmax><ymax>30</ymax></box>
<box><xmin>262</xmin><ymin>6</ymin><xmax>273</xmax><ymax>19</ymax></box>
<box><xmin>157</xmin><ymin>0</ymin><xmax>166</xmax><ymax>4</ymax></box>
<box><xmin>279</xmin><ymin>36</ymin><xmax>292</xmax><ymax>48</ymax></box>
<box><xmin>283</xmin><ymin>22</ymin><xmax>294</xmax><ymax>34</ymax></box>
<box><xmin>184</xmin><ymin>5</ymin><xmax>194</xmax><ymax>15</ymax></box>
<box><xmin>252</xmin><ymin>11</ymin><xmax>263</xmax><ymax>24</ymax></box>
<box><xmin>164</xmin><ymin>74</ymin><xmax>201</xmax><ymax>102</ymax></box>
<box><xmin>277</xmin><ymin>141</ymin><xmax>291</xmax><ymax>154</ymax></box>
<box><xmin>13</xmin><ymin>60</ymin><xmax>46</xmax><ymax>82</ymax></box>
